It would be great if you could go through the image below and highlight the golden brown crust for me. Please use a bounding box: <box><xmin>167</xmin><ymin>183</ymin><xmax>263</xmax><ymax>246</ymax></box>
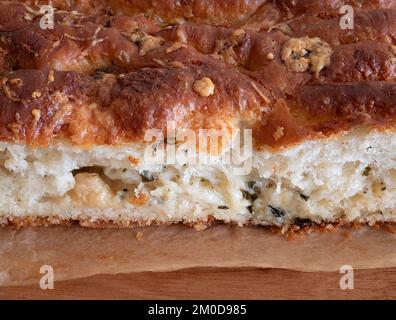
<box><xmin>1</xmin><ymin>1</ymin><xmax>396</xmax><ymax>148</ymax></box>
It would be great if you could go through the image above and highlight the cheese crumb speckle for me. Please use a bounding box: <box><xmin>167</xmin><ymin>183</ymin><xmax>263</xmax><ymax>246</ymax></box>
<box><xmin>31</xmin><ymin>109</ymin><xmax>41</xmax><ymax>121</ymax></box>
<box><xmin>266</xmin><ymin>52</ymin><xmax>274</xmax><ymax>60</ymax></box>
<box><xmin>31</xmin><ymin>91</ymin><xmax>41</xmax><ymax>98</ymax></box>
<box><xmin>193</xmin><ymin>77</ymin><xmax>215</xmax><ymax>97</ymax></box>
<box><xmin>48</xmin><ymin>70</ymin><xmax>55</xmax><ymax>83</ymax></box>
<box><xmin>10</xmin><ymin>78</ymin><xmax>23</xmax><ymax>86</ymax></box>
<box><xmin>273</xmin><ymin>126</ymin><xmax>285</xmax><ymax>141</ymax></box>
<box><xmin>281</xmin><ymin>37</ymin><xmax>333</xmax><ymax>76</ymax></box>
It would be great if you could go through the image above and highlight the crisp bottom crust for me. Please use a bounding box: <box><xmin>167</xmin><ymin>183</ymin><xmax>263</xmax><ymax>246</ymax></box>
<box><xmin>0</xmin><ymin>215</ymin><xmax>216</xmax><ymax>230</ymax></box>
<box><xmin>3</xmin><ymin>215</ymin><xmax>396</xmax><ymax>239</ymax></box>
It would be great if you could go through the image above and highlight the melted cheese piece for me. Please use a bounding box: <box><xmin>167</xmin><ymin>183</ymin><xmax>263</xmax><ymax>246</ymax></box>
<box><xmin>69</xmin><ymin>172</ymin><xmax>119</xmax><ymax>208</ymax></box>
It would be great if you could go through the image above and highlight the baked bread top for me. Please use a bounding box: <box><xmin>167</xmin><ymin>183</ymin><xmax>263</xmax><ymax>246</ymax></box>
<box><xmin>1</xmin><ymin>0</ymin><xmax>396</xmax><ymax>148</ymax></box>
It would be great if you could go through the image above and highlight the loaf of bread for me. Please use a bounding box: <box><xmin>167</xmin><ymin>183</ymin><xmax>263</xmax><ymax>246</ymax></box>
<box><xmin>1</xmin><ymin>0</ymin><xmax>396</xmax><ymax>231</ymax></box>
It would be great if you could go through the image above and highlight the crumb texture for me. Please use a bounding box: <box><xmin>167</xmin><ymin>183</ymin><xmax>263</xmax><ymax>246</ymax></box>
<box><xmin>1</xmin><ymin>130</ymin><xmax>396</xmax><ymax>228</ymax></box>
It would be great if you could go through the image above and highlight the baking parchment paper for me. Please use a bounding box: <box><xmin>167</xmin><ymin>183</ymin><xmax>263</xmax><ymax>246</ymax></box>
<box><xmin>1</xmin><ymin>225</ymin><xmax>396</xmax><ymax>286</ymax></box>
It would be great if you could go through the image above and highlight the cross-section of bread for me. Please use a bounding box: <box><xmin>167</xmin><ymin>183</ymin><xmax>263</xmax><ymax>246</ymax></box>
<box><xmin>1</xmin><ymin>1</ymin><xmax>396</xmax><ymax>230</ymax></box>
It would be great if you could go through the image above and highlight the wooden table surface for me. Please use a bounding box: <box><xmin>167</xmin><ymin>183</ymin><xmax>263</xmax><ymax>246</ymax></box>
<box><xmin>1</xmin><ymin>268</ymin><xmax>396</xmax><ymax>299</ymax></box>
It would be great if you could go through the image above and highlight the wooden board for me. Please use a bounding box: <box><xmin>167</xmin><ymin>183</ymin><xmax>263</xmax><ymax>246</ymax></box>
<box><xmin>1</xmin><ymin>268</ymin><xmax>396</xmax><ymax>299</ymax></box>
